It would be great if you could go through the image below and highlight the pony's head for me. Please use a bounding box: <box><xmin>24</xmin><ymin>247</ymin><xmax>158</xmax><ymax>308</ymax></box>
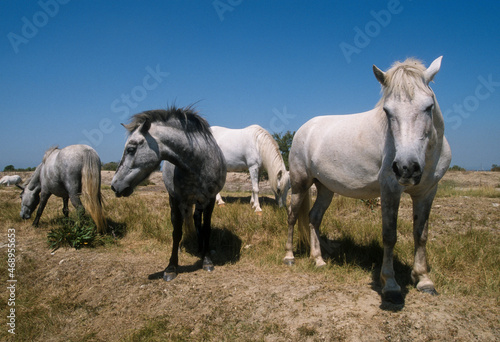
<box><xmin>373</xmin><ymin>56</ymin><xmax>442</xmax><ymax>186</ymax></box>
<box><xmin>18</xmin><ymin>179</ymin><xmax>41</xmax><ymax>220</ymax></box>
<box><xmin>111</xmin><ymin>117</ymin><xmax>161</xmax><ymax>197</ymax></box>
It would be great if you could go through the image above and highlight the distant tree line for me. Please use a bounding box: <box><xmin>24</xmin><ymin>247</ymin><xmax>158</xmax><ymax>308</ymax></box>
<box><xmin>449</xmin><ymin>164</ymin><xmax>500</xmax><ymax>172</ymax></box>
<box><xmin>102</xmin><ymin>162</ymin><xmax>118</xmax><ymax>171</ymax></box>
<box><xmin>2</xmin><ymin>165</ymin><xmax>36</xmax><ymax>172</ymax></box>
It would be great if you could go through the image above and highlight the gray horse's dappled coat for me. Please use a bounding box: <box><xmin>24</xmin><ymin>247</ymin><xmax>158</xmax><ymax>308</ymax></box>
<box><xmin>19</xmin><ymin>145</ymin><xmax>106</xmax><ymax>233</ymax></box>
<box><xmin>111</xmin><ymin>106</ymin><xmax>226</xmax><ymax>281</ymax></box>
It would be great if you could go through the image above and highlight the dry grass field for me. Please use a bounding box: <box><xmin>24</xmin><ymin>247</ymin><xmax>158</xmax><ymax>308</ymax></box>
<box><xmin>0</xmin><ymin>171</ymin><xmax>499</xmax><ymax>341</ymax></box>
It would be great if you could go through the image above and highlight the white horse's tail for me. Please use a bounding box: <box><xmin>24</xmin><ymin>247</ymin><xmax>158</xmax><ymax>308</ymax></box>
<box><xmin>296</xmin><ymin>188</ymin><xmax>312</xmax><ymax>249</ymax></box>
<box><xmin>81</xmin><ymin>151</ymin><xmax>107</xmax><ymax>234</ymax></box>
<box><xmin>295</xmin><ymin>188</ymin><xmax>333</xmax><ymax>255</ymax></box>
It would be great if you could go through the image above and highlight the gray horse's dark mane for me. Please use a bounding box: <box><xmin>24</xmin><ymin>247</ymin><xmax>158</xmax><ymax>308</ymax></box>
<box><xmin>124</xmin><ymin>105</ymin><xmax>211</xmax><ymax>136</ymax></box>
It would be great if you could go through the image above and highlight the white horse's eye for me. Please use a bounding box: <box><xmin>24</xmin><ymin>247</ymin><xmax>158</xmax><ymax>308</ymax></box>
<box><xmin>425</xmin><ymin>104</ymin><xmax>434</xmax><ymax>114</ymax></box>
<box><xmin>126</xmin><ymin>146</ymin><xmax>137</xmax><ymax>155</ymax></box>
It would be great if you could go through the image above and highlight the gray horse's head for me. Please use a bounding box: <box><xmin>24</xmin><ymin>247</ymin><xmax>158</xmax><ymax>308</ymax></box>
<box><xmin>111</xmin><ymin>119</ymin><xmax>161</xmax><ymax>197</ymax></box>
<box><xmin>373</xmin><ymin>56</ymin><xmax>442</xmax><ymax>186</ymax></box>
<box><xmin>18</xmin><ymin>184</ymin><xmax>40</xmax><ymax>219</ymax></box>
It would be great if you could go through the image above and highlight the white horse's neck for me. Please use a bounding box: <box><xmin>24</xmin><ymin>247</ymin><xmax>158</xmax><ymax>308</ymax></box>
<box><xmin>252</xmin><ymin>127</ymin><xmax>286</xmax><ymax>191</ymax></box>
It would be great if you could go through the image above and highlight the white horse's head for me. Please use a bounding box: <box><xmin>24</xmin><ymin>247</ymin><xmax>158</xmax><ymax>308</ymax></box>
<box><xmin>275</xmin><ymin>170</ymin><xmax>291</xmax><ymax>207</ymax></box>
<box><xmin>111</xmin><ymin>119</ymin><xmax>161</xmax><ymax>197</ymax></box>
<box><xmin>373</xmin><ymin>56</ymin><xmax>442</xmax><ymax>186</ymax></box>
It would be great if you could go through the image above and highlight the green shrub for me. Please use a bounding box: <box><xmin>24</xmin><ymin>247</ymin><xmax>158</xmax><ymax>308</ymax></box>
<box><xmin>47</xmin><ymin>208</ymin><xmax>114</xmax><ymax>251</ymax></box>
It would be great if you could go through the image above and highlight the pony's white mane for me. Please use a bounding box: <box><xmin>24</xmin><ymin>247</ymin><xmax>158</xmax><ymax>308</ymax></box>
<box><xmin>251</xmin><ymin>126</ymin><xmax>286</xmax><ymax>192</ymax></box>
<box><xmin>376</xmin><ymin>58</ymin><xmax>445</xmax><ymax>135</ymax></box>
<box><xmin>376</xmin><ymin>58</ymin><xmax>434</xmax><ymax>106</ymax></box>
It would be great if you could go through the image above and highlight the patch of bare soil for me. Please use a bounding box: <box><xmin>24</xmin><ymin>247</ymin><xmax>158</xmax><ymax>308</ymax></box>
<box><xmin>10</xmin><ymin>226</ymin><xmax>500</xmax><ymax>342</ymax></box>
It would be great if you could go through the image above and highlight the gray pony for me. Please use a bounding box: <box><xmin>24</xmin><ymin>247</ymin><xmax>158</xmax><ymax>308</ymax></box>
<box><xmin>19</xmin><ymin>145</ymin><xmax>106</xmax><ymax>233</ymax></box>
<box><xmin>111</xmin><ymin>106</ymin><xmax>226</xmax><ymax>281</ymax></box>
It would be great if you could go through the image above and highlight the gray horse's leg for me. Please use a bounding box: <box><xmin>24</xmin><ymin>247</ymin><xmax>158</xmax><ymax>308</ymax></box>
<box><xmin>380</xmin><ymin>189</ymin><xmax>403</xmax><ymax>304</ymax></box>
<box><xmin>248</xmin><ymin>165</ymin><xmax>262</xmax><ymax>212</ymax></box>
<box><xmin>309</xmin><ymin>182</ymin><xmax>334</xmax><ymax>267</ymax></box>
<box><xmin>164</xmin><ymin>196</ymin><xmax>183</xmax><ymax>282</ymax></box>
<box><xmin>196</xmin><ymin>198</ymin><xmax>216</xmax><ymax>272</ymax></box>
<box><xmin>33</xmin><ymin>192</ymin><xmax>51</xmax><ymax>227</ymax></box>
<box><xmin>62</xmin><ymin>197</ymin><xmax>69</xmax><ymax>217</ymax></box>
<box><xmin>411</xmin><ymin>186</ymin><xmax>439</xmax><ymax>295</ymax></box>
<box><xmin>69</xmin><ymin>193</ymin><xmax>83</xmax><ymax>211</ymax></box>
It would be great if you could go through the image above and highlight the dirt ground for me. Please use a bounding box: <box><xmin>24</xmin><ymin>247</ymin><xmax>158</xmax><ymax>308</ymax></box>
<box><xmin>1</xmin><ymin>171</ymin><xmax>499</xmax><ymax>341</ymax></box>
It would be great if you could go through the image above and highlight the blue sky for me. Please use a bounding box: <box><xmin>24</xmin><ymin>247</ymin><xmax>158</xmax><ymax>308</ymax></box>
<box><xmin>1</xmin><ymin>1</ymin><xmax>499</xmax><ymax>170</ymax></box>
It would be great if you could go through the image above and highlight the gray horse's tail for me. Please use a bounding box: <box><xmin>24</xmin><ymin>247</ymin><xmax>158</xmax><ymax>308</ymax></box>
<box><xmin>182</xmin><ymin>205</ymin><xmax>197</xmax><ymax>242</ymax></box>
<box><xmin>81</xmin><ymin>151</ymin><xmax>107</xmax><ymax>234</ymax></box>
<box><xmin>296</xmin><ymin>188</ymin><xmax>312</xmax><ymax>249</ymax></box>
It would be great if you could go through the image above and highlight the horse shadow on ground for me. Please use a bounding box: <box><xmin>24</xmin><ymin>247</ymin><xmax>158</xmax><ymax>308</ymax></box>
<box><xmin>218</xmin><ymin>195</ymin><xmax>279</xmax><ymax>207</ymax></box>
<box><xmin>148</xmin><ymin>226</ymin><xmax>242</xmax><ymax>280</ymax></box>
<box><xmin>294</xmin><ymin>235</ymin><xmax>413</xmax><ymax>311</ymax></box>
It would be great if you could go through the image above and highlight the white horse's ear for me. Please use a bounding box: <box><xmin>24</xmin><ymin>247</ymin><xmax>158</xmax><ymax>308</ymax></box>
<box><xmin>425</xmin><ymin>56</ymin><xmax>442</xmax><ymax>83</ymax></box>
<box><xmin>373</xmin><ymin>65</ymin><xmax>386</xmax><ymax>85</ymax></box>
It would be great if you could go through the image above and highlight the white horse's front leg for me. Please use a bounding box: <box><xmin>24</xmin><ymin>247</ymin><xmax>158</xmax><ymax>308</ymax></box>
<box><xmin>215</xmin><ymin>193</ymin><xmax>225</xmax><ymax>206</ymax></box>
<box><xmin>380</xmin><ymin>190</ymin><xmax>403</xmax><ymax>304</ymax></box>
<box><xmin>248</xmin><ymin>166</ymin><xmax>262</xmax><ymax>212</ymax></box>
<box><xmin>411</xmin><ymin>186</ymin><xmax>439</xmax><ymax>295</ymax></box>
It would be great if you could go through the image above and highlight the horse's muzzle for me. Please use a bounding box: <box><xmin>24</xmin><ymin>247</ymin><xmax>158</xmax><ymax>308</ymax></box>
<box><xmin>20</xmin><ymin>208</ymin><xmax>31</xmax><ymax>220</ymax></box>
<box><xmin>111</xmin><ymin>184</ymin><xmax>134</xmax><ymax>198</ymax></box>
<box><xmin>392</xmin><ymin>161</ymin><xmax>422</xmax><ymax>186</ymax></box>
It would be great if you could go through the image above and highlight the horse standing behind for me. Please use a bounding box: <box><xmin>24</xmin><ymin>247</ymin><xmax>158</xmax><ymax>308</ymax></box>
<box><xmin>111</xmin><ymin>106</ymin><xmax>226</xmax><ymax>281</ymax></box>
<box><xmin>211</xmin><ymin>125</ymin><xmax>290</xmax><ymax>212</ymax></box>
<box><xmin>19</xmin><ymin>145</ymin><xmax>106</xmax><ymax>233</ymax></box>
<box><xmin>0</xmin><ymin>175</ymin><xmax>22</xmax><ymax>186</ymax></box>
<box><xmin>284</xmin><ymin>57</ymin><xmax>451</xmax><ymax>304</ymax></box>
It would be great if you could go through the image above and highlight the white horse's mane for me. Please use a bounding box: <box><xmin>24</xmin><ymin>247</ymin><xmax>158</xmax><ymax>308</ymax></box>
<box><xmin>250</xmin><ymin>126</ymin><xmax>286</xmax><ymax>192</ymax></box>
<box><xmin>375</xmin><ymin>58</ymin><xmax>445</xmax><ymax>135</ymax></box>
<box><xmin>376</xmin><ymin>58</ymin><xmax>434</xmax><ymax>106</ymax></box>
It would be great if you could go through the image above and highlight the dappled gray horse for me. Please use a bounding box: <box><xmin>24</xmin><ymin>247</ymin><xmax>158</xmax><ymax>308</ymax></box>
<box><xmin>111</xmin><ymin>106</ymin><xmax>226</xmax><ymax>281</ymax></box>
<box><xmin>19</xmin><ymin>145</ymin><xmax>106</xmax><ymax>233</ymax></box>
<box><xmin>284</xmin><ymin>57</ymin><xmax>451</xmax><ymax>304</ymax></box>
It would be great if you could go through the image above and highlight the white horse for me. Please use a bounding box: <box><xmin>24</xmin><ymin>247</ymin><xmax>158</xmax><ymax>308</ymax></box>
<box><xmin>211</xmin><ymin>125</ymin><xmax>290</xmax><ymax>212</ymax></box>
<box><xmin>284</xmin><ymin>57</ymin><xmax>451</xmax><ymax>304</ymax></box>
<box><xmin>0</xmin><ymin>175</ymin><xmax>21</xmax><ymax>186</ymax></box>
